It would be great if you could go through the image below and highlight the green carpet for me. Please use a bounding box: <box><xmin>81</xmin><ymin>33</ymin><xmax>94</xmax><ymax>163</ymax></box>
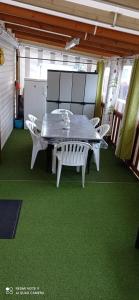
<box><xmin>0</xmin><ymin>129</ymin><xmax>137</xmax><ymax>183</ymax></box>
<box><xmin>0</xmin><ymin>130</ymin><xmax>138</xmax><ymax>300</ymax></box>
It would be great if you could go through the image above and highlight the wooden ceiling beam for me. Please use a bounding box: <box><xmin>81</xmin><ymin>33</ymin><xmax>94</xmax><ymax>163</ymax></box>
<box><xmin>15</xmin><ymin>31</ymin><xmax>124</xmax><ymax>57</ymax></box>
<box><xmin>10</xmin><ymin>0</ymin><xmax>139</xmax><ymax>33</ymax></box>
<box><xmin>5</xmin><ymin>18</ymin><xmax>139</xmax><ymax>53</ymax></box>
<box><xmin>0</xmin><ymin>13</ymin><xmax>84</xmax><ymax>39</ymax></box>
<box><xmin>5</xmin><ymin>23</ymin><xmax>68</xmax><ymax>43</ymax></box>
<box><xmin>7</xmin><ymin>23</ymin><xmax>133</xmax><ymax>56</ymax></box>
<box><xmin>1</xmin><ymin>3</ymin><xmax>139</xmax><ymax>52</ymax></box>
<box><xmin>76</xmin><ymin>44</ymin><xmax>125</xmax><ymax>56</ymax></box>
<box><xmin>4</xmin><ymin>17</ymin><xmax>139</xmax><ymax>54</ymax></box>
<box><xmin>15</xmin><ymin>32</ymin><xmax>65</xmax><ymax>48</ymax></box>
<box><xmin>2</xmin><ymin>2</ymin><xmax>139</xmax><ymax>44</ymax></box>
<box><xmin>17</xmin><ymin>33</ymin><xmax>66</xmax><ymax>50</ymax></box>
<box><xmin>87</xmin><ymin>34</ymin><xmax>139</xmax><ymax>53</ymax></box>
<box><xmin>105</xmin><ymin>0</ymin><xmax>139</xmax><ymax>11</ymax></box>
<box><xmin>0</xmin><ymin>3</ymin><xmax>95</xmax><ymax>33</ymax></box>
<box><xmin>80</xmin><ymin>40</ymin><xmax>133</xmax><ymax>56</ymax></box>
<box><xmin>75</xmin><ymin>46</ymin><xmax>113</xmax><ymax>57</ymax></box>
<box><xmin>17</xmin><ymin>34</ymin><xmax>113</xmax><ymax>57</ymax></box>
<box><xmin>5</xmin><ymin>20</ymin><xmax>139</xmax><ymax>52</ymax></box>
<box><xmin>97</xmin><ymin>27</ymin><xmax>139</xmax><ymax>45</ymax></box>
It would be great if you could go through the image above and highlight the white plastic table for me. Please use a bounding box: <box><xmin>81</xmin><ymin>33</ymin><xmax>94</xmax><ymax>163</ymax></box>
<box><xmin>41</xmin><ymin>113</ymin><xmax>101</xmax><ymax>142</ymax></box>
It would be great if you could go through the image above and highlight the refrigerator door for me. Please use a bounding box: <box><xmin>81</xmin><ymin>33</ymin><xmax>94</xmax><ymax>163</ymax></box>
<box><xmin>24</xmin><ymin>79</ymin><xmax>47</xmax><ymax>127</ymax></box>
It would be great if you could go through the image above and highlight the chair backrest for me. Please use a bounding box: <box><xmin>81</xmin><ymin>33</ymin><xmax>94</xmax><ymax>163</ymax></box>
<box><xmin>96</xmin><ymin>124</ymin><xmax>110</xmax><ymax>138</ymax></box>
<box><xmin>25</xmin><ymin>120</ymin><xmax>40</xmax><ymax>144</ymax></box>
<box><xmin>90</xmin><ymin>117</ymin><xmax>100</xmax><ymax>128</ymax></box>
<box><xmin>56</xmin><ymin>141</ymin><xmax>91</xmax><ymax>165</ymax></box>
<box><xmin>51</xmin><ymin>109</ymin><xmax>73</xmax><ymax>115</ymax></box>
<box><xmin>28</xmin><ymin>114</ymin><xmax>38</xmax><ymax>123</ymax></box>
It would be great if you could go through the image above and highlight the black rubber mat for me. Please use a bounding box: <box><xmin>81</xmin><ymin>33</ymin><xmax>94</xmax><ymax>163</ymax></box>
<box><xmin>0</xmin><ymin>200</ymin><xmax>22</xmax><ymax>239</ymax></box>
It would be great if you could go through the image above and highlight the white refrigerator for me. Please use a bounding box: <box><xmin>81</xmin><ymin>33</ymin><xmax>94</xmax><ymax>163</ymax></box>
<box><xmin>24</xmin><ymin>78</ymin><xmax>47</xmax><ymax>128</ymax></box>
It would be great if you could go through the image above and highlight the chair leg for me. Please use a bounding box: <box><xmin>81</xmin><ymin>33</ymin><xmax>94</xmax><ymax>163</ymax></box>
<box><xmin>82</xmin><ymin>165</ymin><xmax>86</xmax><ymax>188</ymax></box>
<box><xmin>31</xmin><ymin>147</ymin><xmax>38</xmax><ymax>169</ymax></box>
<box><xmin>93</xmin><ymin>148</ymin><xmax>100</xmax><ymax>171</ymax></box>
<box><xmin>76</xmin><ymin>166</ymin><xmax>80</xmax><ymax>172</ymax></box>
<box><xmin>87</xmin><ymin>149</ymin><xmax>93</xmax><ymax>173</ymax></box>
<box><xmin>57</xmin><ymin>162</ymin><xmax>62</xmax><ymax>188</ymax></box>
<box><xmin>52</xmin><ymin>149</ymin><xmax>57</xmax><ymax>174</ymax></box>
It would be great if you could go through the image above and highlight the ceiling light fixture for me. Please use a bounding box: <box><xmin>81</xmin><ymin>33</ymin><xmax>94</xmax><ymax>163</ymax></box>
<box><xmin>65</xmin><ymin>38</ymin><xmax>80</xmax><ymax>50</ymax></box>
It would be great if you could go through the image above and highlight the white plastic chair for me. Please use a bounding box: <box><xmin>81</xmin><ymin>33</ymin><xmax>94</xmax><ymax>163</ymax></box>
<box><xmin>51</xmin><ymin>109</ymin><xmax>73</xmax><ymax>115</ymax></box>
<box><xmin>52</xmin><ymin>141</ymin><xmax>91</xmax><ymax>188</ymax></box>
<box><xmin>96</xmin><ymin>124</ymin><xmax>110</xmax><ymax>138</ymax></box>
<box><xmin>90</xmin><ymin>117</ymin><xmax>100</xmax><ymax>128</ymax></box>
<box><xmin>28</xmin><ymin>114</ymin><xmax>38</xmax><ymax>123</ymax></box>
<box><xmin>25</xmin><ymin>120</ymin><xmax>48</xmax><ymax>169</ymax></box>
<box><xmin>28</xmin><ymin>114</ymin><xmax>41</xmax><ymax>132</ymax></box>
<box><xmin>92</xmin><ymin>124</ymin><xmax>110</xmax><ymax>171</ymax></box>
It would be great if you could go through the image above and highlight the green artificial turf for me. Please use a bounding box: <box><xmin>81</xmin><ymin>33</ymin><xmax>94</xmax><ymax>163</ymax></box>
<box><xmin>0</xmin><ymin>129</ymin><xmax>137</xmax><ymax>183</ymax></box>
<box><xmin>0</xmin><ymin>130</ymin><xmax>138</xmax><ymax>300</ymax></box>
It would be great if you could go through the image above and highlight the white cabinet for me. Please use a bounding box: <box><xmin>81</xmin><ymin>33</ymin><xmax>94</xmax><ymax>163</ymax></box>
<box><xmin>47</xmin><ymin>72</ymin><xmax>60</xmax><ymax>101</ymax></box>
<box><xmin>84</xmin><ymin>74</ymin><xmax>98</xmax><ymax>103</ymax></box>
<box><xmin>71</xmin><ymin>73</ymin><xmax>85</xmax><ymax>103</ymax></box>
<box><xmin>24</xmin><ymin>79</ymin><xmax>47</xmax><ymax>127</ymax></box>
<box><xmin>60</xmin><ymin>72</ymin><xmax>72</xmax><ymax>102</ymax></box>
<box><xmin>47</xmin><ymin>70</ymin><xmax>98</xmax><ymax>117</ymax></box>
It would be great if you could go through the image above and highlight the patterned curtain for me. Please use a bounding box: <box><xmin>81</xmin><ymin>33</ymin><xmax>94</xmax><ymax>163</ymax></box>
<box><xmin>115</xmin><ymin>58</ymin><xmax>139</xmax><ymax>160</ymax></box>
<box><xmin>101</xmin><ymin>58</ymin><xmax>123</xmax><ymax>132</ymax></box>
<box><xmin>95</xmin><ymin>60</ymin><xmax>104</xmax><ymax>118</ymax></box>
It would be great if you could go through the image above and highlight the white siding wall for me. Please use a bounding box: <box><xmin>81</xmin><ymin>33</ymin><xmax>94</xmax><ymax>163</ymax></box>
<box><xmin>0</xmin><ymin>40</ymin><xmax>15</xmax><ymax>149</ymax></box>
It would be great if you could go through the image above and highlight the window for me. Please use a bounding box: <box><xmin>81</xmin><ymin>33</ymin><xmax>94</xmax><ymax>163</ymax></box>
<box><xmin>102</xmin><ymin>66</ymin><xmax>110</xmax><ymax>102</ymax></box>
<box><xmin>30</xmin><ymin>48</ymin><xmax>40</xmax><ymax>79</ymax></box>
<box><xmin>118</xmin><ymin>64</ymin><xmax>133</xmax><ymax>101</ymax></box>
<box><xmin>20</xmin><ymin>45</ymin><xmax>97</xmax><ymax>85</ymax></box>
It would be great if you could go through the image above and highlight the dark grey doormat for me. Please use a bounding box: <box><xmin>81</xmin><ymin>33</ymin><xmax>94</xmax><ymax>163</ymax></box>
<box><xmin>0</xmin><ymin>200</ymin><xmax>22</xmax><ymax>239</ymax></box>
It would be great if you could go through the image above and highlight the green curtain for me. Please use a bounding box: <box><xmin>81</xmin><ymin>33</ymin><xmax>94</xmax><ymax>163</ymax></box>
<box><xmin>94</xmin><ymin>60</ymin><xmax>104</xmax><ymax>118</ymax></box>
<box><xmin>116</xmin><ymin>59</ymin><xmax>139</xmax><ymax>160</ymax></box>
